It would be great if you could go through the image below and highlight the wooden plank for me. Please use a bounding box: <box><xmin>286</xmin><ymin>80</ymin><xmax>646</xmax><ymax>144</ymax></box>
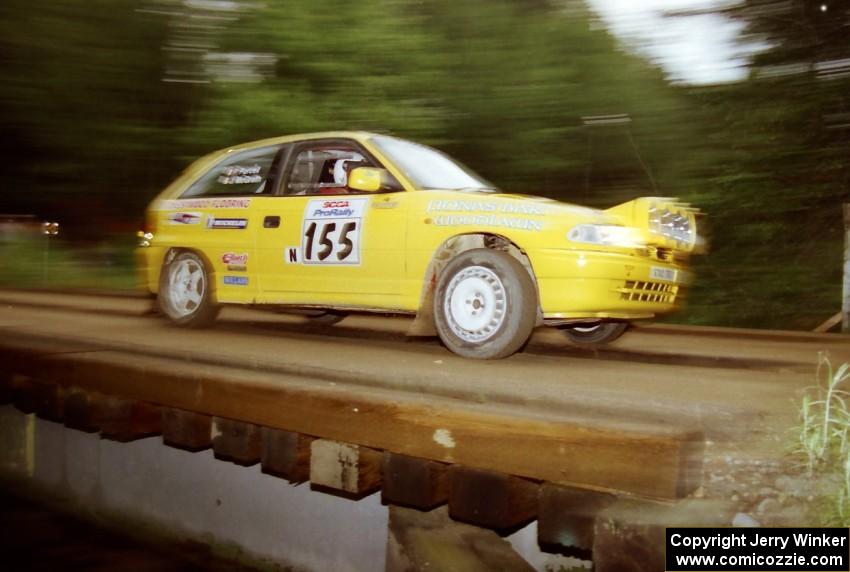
<box><xmin>0</xmin><ymin>373</ymin><xmax>16</xmax><ymax>405</ymax></box>
<box><xmin>32</xmin><ymin>381</ymin><xmax>64</xmax><ymax>422</ymax></box>
<box><xmin>212</xmin><ymin>417</ymin><xmax>261</xmax><ymax>465</ymax></box>
<box><xmin>64</xmin><ymin>388</ymin><xmax>101</xmax><ymax>432</ymax></box>
<box><xmin>3</xmin><ymin>347</ymin><xmax>705</xmax><ymax>499</ymax></box>
<box><xmin>381</xmin><ymin>452</ymin><xmax>449</xmax><ymax>511</ymax></box>
<box><xmin>161</xmin><ymin>408</ymin><xmax>211</xmax><ymax>451</ymax></box>
<box><xmin>448</xmin><ymin>466</ymin><xmax>538</xmax><ymax>531</ymax></box>
<box><xmin>309</xmin><ymin>439</ymin><xmax>381</xmax><ymax>497</ymax></box>
<box><xmin>814</xmin><ymin>311</ymin><xmax>842</xmax><ymax>333</ymax></box>
<box><xmin>12</xmin><ymin>377</ymin><xmax>38</xmax><ymax>415</ymax></box>
<box><xmin>13</xmin><ymin>378</ymin><xmax>64</xmax><ymax>420</ymax></box>
<box><xmin>537</xmin><ymin>483</ymin><xmax>615</xmax><ymax>555</ymax></box>
<box><xmin>99</xmin><ymin>396</ymin><xmax>161</xmax><ymax>442</ymax></box>
<box><xmin>260</xmin><ymin>427</ymin><xmax>313</xmax><ymax>483</ymax></box>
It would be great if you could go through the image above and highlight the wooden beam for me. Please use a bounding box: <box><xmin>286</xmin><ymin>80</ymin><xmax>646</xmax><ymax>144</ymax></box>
<box><xmin>260</xmin><ymin>428</ymin><xmax>313</xmax><ymax>483</ymax></box>
<box><xmin>161</xmin><ymin>408</ymin><xmax>211</xmax><ymax>451</ymax></box>
<box><xmin>814</xmin><ymin>311</ymin><xmax>842</xmax><ymax>333</ymax></box>
<box><xmin>309</xmin><ymin>439</ymin><xmax>382</xmax><ymax>497</ymax></box>
<box><xmin>13</xmin><ymin>378</ymin><xmax>63</xmax><ymax>421</ymax></box>
<box><xmin>0</xmin><ymin>344</ymin><xmax>705</xmax><ymax>499</ymax></box>
<box><xmin>537</xmin><ymin>483</ymin><xmax>615</xmax><ymax>556</ymax></box>
<box><xmin>64</xmin><ymin>388</ymin><xmax>101</xmax><ymax>432</ymax></box>
<box><xmin>382</xmin><ymin>452</ymin><xmax>449</xmax><ymax>511</ymax></box>
<box><xmin>1</xmin><ymin>373</ymin><xmax>17</xmax><ymax>405</ymax></box>
<box><xmin>32</xmin><ymin>381</ymin><xmax>64</xmax><ymax>422</ymax></box>
<box><xmin>212</xmin><ymin>417</ymin><xmax>261</xmax><ymax>465</ymax></box>
<box><xmin>99</xmin><ymin>396</ymin><xmax>161</xmax><ymax>442</ymax></box>
<box><xmin>448</xmin><ymin>466</ymin><xmax>538</xmax><ymax>531</ymax></box>
<box><xmin>12</xmin><ymin>377</ymin><xmax>38</xmax><ymax>415</ymax></box>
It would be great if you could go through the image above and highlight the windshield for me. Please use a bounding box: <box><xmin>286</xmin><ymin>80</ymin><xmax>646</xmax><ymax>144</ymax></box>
<box><xmin>369</xmin><ymin>135</ymin><xmax>495</xmax><ymax>192</ymax></box>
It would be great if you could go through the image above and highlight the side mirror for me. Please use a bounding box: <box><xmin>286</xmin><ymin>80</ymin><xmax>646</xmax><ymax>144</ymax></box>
<box><xmin>348</xmin><ymin>167</ymin><xmax>401</xmax><ymax>193</ymax></box>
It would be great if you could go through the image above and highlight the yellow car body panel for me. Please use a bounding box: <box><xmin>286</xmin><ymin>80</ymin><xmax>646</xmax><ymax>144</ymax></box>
<box><xmin>138</xmin><ymin>132</ymin><xmax>697</xmax><ymax>324</ymax></box>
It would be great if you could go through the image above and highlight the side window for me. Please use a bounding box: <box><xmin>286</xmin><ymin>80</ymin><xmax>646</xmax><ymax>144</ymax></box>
<box><xmin>284</xmin><ymin>146</ymin><xmax>372</xmax><ymax>196</ymax></box>
<box><xmin>181</xmin><ymin>145</ymin><xmax>281</xmax><ymax>198</ymax></box>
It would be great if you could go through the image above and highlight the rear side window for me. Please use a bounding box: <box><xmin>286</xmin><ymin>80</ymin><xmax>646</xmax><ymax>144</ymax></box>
<box><xmin>284</xmin><ymin>146</ymin><xmax>371</xmax><ymax>196</ymax></box>
<box><xmin>181</xmin><ymin>145</ymin><xmax>281</xmax><ymax>198</ymax></box>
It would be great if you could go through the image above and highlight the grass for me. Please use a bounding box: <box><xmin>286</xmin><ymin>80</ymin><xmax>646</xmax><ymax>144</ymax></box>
<box><xmin>0</xmin><ymin>234</ymin><xmax>138</xmax><ymax>291</ymax></box>
<box><xmin>795</xmin><ymin>353</ymin><xmax>850</xmax><ymax>525</ymax></box>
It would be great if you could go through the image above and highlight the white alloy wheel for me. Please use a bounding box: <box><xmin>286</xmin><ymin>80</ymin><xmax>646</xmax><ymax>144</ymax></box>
<box><xmin>444</xmin><ymin>266</ymin><xmax>506</xmax><ymax>343</ymax></box>
<box><xmin>167</xmin><ymin>257</ymin><xmax>205</xmax><ymax>317</ymax></box>
<box><xmin>158</xmin><ymin>251</ymin><xmax>220</xmax><ymax>327</ymax></box>
<box><xmin>434</xmin><ymin>249</ymin><xmax>536</xmax><ymax>359</ymax></box>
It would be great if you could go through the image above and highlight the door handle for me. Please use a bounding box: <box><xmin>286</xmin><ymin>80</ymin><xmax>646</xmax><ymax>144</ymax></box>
<box><xmin>263</xmin><ymin>216</ymin><xmax>280</xmax><ymax>228</ymax></box>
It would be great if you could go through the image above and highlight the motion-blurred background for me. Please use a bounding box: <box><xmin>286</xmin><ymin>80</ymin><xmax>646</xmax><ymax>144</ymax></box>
<box><xmin>0</xmin><ymin>0</ymin><xmax>847</xmax><ymax>329</ymax></box>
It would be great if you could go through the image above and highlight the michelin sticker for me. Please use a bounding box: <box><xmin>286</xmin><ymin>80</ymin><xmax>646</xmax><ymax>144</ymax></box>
<box><xmin>207</xmin><ymin>217</ymin><xmax>248</xmax><ymax>230</ymax></box>
<box><xmin>223</xmin><ymin>276</ymin><xmax>248</xmax><ymax>286</ymax></box>
<box><xmin>299</xmin><ymin>199</ymin><xmax>367</xmax><ymax>265</ymax></box>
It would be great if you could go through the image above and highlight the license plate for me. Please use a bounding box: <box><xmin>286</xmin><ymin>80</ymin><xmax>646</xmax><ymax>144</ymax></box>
<box><xmin>650</xmin><ymin>266</ymin><xmax>677</xmax><ymax>282</ymax></box>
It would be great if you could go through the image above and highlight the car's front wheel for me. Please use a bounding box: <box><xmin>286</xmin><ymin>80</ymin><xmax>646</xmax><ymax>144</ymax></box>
<box><xmin>434</xmin><ymin>249</ymin><xmax>536</xmax><ymax>359</ymax></box>
<box><xmin>562</xmin><ymin>322</ymin><xmax>628</xmax><ymax>346</ymax></box>
<box><xmin>158</xmin><ymin>251</ymin><xmax>220</xmax><ymax>327</ymax></box>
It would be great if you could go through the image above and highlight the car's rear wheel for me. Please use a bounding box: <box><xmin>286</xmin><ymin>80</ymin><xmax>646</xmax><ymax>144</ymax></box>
<box><xmin>562</xmin><ymin>322</ymin><xmax>628</xmax><ymax>345</ymax></box>
<box><xmin>158</xmin><ymin>251</ymin><xmax>220</xmax><ymax>327</ymax></box>
<box><xmin>434</xmin><ymin>249</ymin><xmax>536</xmax><ymax>359</ymax></box>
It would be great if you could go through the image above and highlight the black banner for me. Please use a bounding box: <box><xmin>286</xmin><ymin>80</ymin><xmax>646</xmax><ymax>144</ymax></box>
<box><xmin>666</xmin><ymin>528</ymin><xmax>849</xmax><ymax>571</ymax></box>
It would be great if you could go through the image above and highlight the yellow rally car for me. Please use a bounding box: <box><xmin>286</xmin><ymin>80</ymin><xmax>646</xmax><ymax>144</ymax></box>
<box><xmin>137</xmin><ymin>132</ymin><xmax>699</xmax><ymax>359</ymax></box>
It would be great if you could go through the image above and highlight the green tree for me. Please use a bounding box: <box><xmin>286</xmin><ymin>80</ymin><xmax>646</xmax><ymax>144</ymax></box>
<box><xmin>681</xmin><ymin>0</ymin><xmax>849</xmax><ymax>328</ymax></box>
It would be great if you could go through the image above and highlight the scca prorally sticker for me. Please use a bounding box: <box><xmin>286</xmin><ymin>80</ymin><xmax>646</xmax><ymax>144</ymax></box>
<box><xmin>161</xmin><ymin>198</ymin><xmax>251</xmax><ymax>210</ymax></box>
<box><xmin>167</xmin><ymin>212</ymin><xmax>202</xmax><ymax>225</ymax></box>
<box><xmin>222</xmin><ymin>252</ymin><xmax>248</xmax><ymax>272</ymax></box>
<box><xmin>207</xmin><ymin>217</ymin><xmax>248</xmax><ymax>230</ymax></box>
<box><xmin>223</xmin><ymin>276</ymin><xmax>248</xmax><ymax>286</ymax></box>
<box><xmin>301</xmin><ymin>199</ymin><xmax>367</xmax><ymax>265</ymax></box>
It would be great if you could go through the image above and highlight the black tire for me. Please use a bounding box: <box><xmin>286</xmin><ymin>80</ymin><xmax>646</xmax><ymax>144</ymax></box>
<box><xmin>562</xmin><ymin>322</ymin><xmax>628</xmax><ymax>346</ymax></box>
<box><xmin>157</xmin><ymin>250</ymin><xmax>220</xmax><ymax>328</ymax></box>
<box><xmin>434</xmin><ymin>249</ymin><xmax>536</xmax><ymax>359</ymax></box>
<box><xmin>304</xmin><ymin>311</ymin><xmax>347</xmax><ymax>326</ymax></box>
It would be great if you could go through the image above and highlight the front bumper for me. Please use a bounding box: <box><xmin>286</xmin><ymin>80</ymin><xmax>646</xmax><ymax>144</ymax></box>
<box><xmin>528</xmin><ymin>248</ymin><xmax>688</xmax><ymax>320</ymax></box>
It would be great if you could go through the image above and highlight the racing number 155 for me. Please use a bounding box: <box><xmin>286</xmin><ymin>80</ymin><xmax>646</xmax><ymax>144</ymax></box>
<box><xmin>304</xmin><ymin>220</ymin><xmax>358</xmax><ymax>262</ymax></box>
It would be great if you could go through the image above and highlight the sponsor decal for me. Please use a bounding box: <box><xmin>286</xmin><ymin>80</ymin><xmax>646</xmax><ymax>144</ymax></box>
<box><xmin>207</xmin><ymin>217</ymin><xmax>248</xmax><ymax>230</ymax></box>
<box><xmin>217</xmin><ymin>164</ymin><xmax>263</xmax><ymax>185</ymax></box>
<box><xmin>167</xmin><ymin>212</ymin><xmax>202</xmax><ymax>225</ymax></box>
<box><xmin>431</xmin><ymin>214</ymin><xmax>543</xmax><ymax>232</ymax></box>
<box><xmin>222</xmin><ymin>252</ymin><xmax>248</xmax><ymax>272</ymax></box>
<box><xmin>426</xmin><ymin>199</ymin><xmax>545</xmax><ymax>216</ymax></box>
<box><xmin>223</xmin><ymin>276</ymin><xmax>248</xmax><ymax>286</ymax></box>
<box><xmin>308</xmin><ymin>198</ymin><xmax>368</xmax><ymax>219</ymax></box>
<box><xmin>300</xmin><ymin>199</ymin><xmax>368</xmax><ymax>265</ymax></box>
<box><xmin>222</xmin><ymin>252</ymin><xmax>248</xmax><ymax>265</ymax></box>
<box><xmin>161</xmin><ymin>198</ymin><xmax>252</xmax><ymax>210</ymax></box>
